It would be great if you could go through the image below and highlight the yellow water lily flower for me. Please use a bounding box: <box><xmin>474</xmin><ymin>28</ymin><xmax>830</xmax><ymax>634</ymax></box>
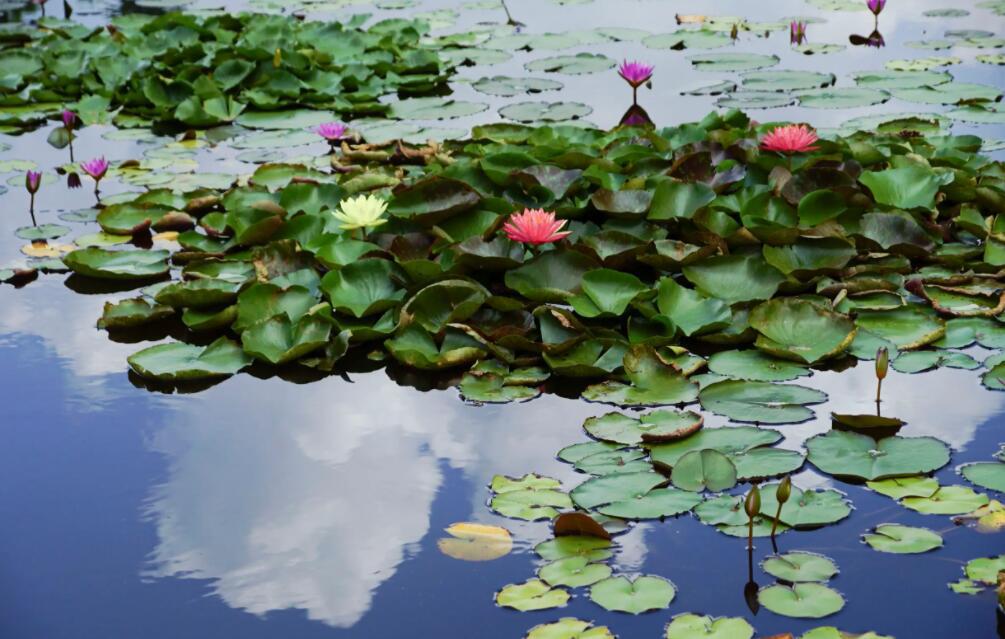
<box><xmin>332</xmin><ymin>194</ymin><xmax>388</xmax><ymax>231</ymax></box>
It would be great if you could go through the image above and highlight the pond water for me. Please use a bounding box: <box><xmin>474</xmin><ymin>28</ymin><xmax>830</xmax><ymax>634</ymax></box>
<box><xmin>2</xmin><ymin>1</ymin><xmax>1005</xmax><ymax>638</ymax></box>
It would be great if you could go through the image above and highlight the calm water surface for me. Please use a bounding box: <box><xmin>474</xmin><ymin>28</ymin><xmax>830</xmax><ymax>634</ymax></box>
<box><xmin>2</xmin><ymin>1</ymin><xmax>1005</xmax><ymax>637</ymax></box>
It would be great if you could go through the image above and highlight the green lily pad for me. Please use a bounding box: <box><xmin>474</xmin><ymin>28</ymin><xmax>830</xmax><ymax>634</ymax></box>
<box><xmin>757</xmin><ymin>583</ymin><xmax>844</xmax><ymax>619</ymax></box>
<box><xmin>656</xmin><ymin>278</ymin><xmax>731</xmax><ymax>337</ymax></box>
<box><xmin>500</xmin><ymin>101</ymin><xmax>592</xmax><ymax>123</ymax></box>
<box><xmin>588</xmin><ymin>575</ymin><xmax>675</xmax><ymax>614</ymax></box>
<box><xmin>683</xmin><ymin>254</ymin><xmax>786</xmax><ymax>304</ymax></box>
<box><xmin>706</xmin><ymin>350</ymin><xmax>810</xmax><ymax>382</ymax></box>
<box><xmin>321</xmin><ymin>258</ymin><xmax>406</xmax><ymax>318</ymax></box>
<box><xmin>582</xmin><ymin>345</ymin><xmax>700</xmax><ymax>407</ymax></box>
<box><xmin>15</xmin><ymin>224</ymin><xmax>70</xmax><ymax>241</ymax></box>
<box><xmin>867</xmin><ymin>476</ymin><xmax>940</xmax><ymax>499</ymax></box>
<box><xmin>758</xmin><ymin>484</ymin><xmax>853</xmax><ymax>528</ymax></box>
<box><xmin>901</xmin><ymin>485</ymin><xmax>989</xmax><ymax>514</ymax></box>
<box><xmin>649</xmin><ymin>426</ymin><xmax>803</xmax><ymax>480</ymax></box>
<box><xmin>473</xmin><ymin>76</ymin><xmax>563</xmax><ymax>97</ymax></box>
<box><xmin>525</xmin><ymin>53</ymin><xmax>616</xmax><ymax>75</ymax></box>
<box><xmin>505</xmin><ymin>250</ymin><xmax>598</xmax><ymax>303</ymax></box>
<box><xmin>863</xmin><ymin>524</ymin><xmax>943</xmax><ymax>554</ymax></box>
<box><xmin>961</xmin><ymin>462</ymin><xmax>1005</xmax><ymax>493</ymax></box>
<box><xmin>762</xmin><ymin>552</ymin><xmax>839</xmax><ymax>582</ymax></box>
<box><xmin>496</xmin><ymin>579</ymin><xmax>569</xmax><ymax>611</ymax></box>
<box><xmin>891</xmin><ymin>350</ymin><xmax>979</xmax><ymax>373</ymax></box>
<box><xmin>854</xmin><ymin>307</ymin><xmax>946</xmax><ymax>350</ymax></box>
<box><xmin>699</xmin><ymin>380</ymin><xmax>827</xmax><ymax>424</ymax></box>
<box><xmin>525</xmin><ymin>618</ymin><xmax>614</xmax><ymax>639</ymax></box>
<box><xmin>965</xmin><ymin>555</ymin><xmax>1005</xmax><ymax>584</ymax></box>
<box><xmin>798</xmin><ymin>88</ymin><xmax>889</xmax><ymax>109</ymax></box>
<box><xmin>241</xmin><ymin>314</ymin><xmax>331</xmax><ymax>365</ymax></box>
<box><xmin>127</xmin><ymin>337</ymin><xmax>251</xmax><ymax>381</ymax></box>
<box><xmin>583</xmin><ymin>410</ymin><xmax>703</xmax><ymax>445</ymax></box>
<box><xmin>859</xmin><ymin>166</ymin><xmax>953</xmax><ymax>210</ymax></box>
<box><xmin>538</xmin><ymin>557</ymin><xmax>613</xmax><ymax>588</ymax></box>
<box><xmin>742</xmin><ymin>70</ymin><xmax>835</xmax><ymax>92</ymax></box>
<box><xmin>690</xmin><ymin>52</ymin><xmax>780</xmax><ymax>72</ymax></box>
<box><xmin>670</xmin><ymin>449</ymin><xmax>738</xmax><ymax>492</ymax></box>
<box><xmin>806</xmin><ymin>430</ymin><xmax>951</xmax><ymax>480</ymax></box>
<box><xmin>750</xmin><ymin>298</ymin><xmax>856</xmax><ymax>364</ymax></box>
<box><xmin>571</xmin><ymin>471</ymin><xmax>702</xmax><ymax>519</ymax></box>
<box><xmin>569</xmin><ymin>269</ymin><xmax>647</xmax><ymax>318</ymax></box>
<box><xmin>535</xmin><ymin>536</ymin><xmax>613</xmax><ymax>562</ymax></box>
<box><xmin>64</xmin><ymin>248</ymin><xmax>170</xmax><ymax>280</ymax></box>
<box><xmin>663</xmin><ymin>613</ymin><xmax>754</xmax><ymax>639</ymax></box>
<box><xmin>97</xmin><ymin>298</ymin><xmax>175</xmax><ymax>329</ymax></box>
<box><xmin>852</xmin><ymin>70</ymin><xmax>952</xmax><ymax>89</ymax></box>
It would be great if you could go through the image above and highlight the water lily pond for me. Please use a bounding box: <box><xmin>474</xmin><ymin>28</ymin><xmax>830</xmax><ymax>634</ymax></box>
<box><xmin>2</xmin><ymin>0</ymin><xmax>1005</xmax><ymax>638</ymax></box>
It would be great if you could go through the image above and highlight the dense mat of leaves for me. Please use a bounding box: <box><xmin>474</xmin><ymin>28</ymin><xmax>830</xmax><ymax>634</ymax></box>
<box><xmin>60</xmin><ymin>109</ymin><xmax>1005</xmax><ymax>392</ymax></box>
<box><xmin>0</xmin><ymin>12</ymin><xmax>453</xmax><ymax>129</ymax></box>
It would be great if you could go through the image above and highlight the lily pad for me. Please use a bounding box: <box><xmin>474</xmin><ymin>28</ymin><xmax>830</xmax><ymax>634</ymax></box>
<box><xmin>762</xmin><ymin>552</ymin><xmax>839</xmax><ymax>582</ymax></box>
<box><xmin>961</xmin><ymin>462</ymin><xmax>1005</xmax><ymax>493</ymax></box>
<box><xmin>706</xmin><ymin>350</ymin><xmax>810</xmax><ymax>382</ymax></box>
<box><xmin>670</xmin><ymin>449</ymin><xmax>738</xmax><ymax>492</ymax></box>
<box><xmin>806</xmin><ymin>430</ymin><xmax>951</xmax><ymax>480</ymax></box>
<box><xmin>750</xmin><ymin>298</ymin><xmax>856</xmax><ymax>364</ymax></box>
<box><xmin>583</xmin><ymin>410</ymin><xmax>703</xmax><ymax>445</ymax></box>
<box><xmin>757</xmin><ymin>583</ymin><xmax>844</xmax><ymax>619</ymax></box>
<box><xmin>496</xmin><ymin>579</ymin><xmax>569</xmax><ymax>611</ymax></box>
<box><xmin>64</xmin><ymin>248</ymin><xmax>170</xmax><ymax>280</ymax></box>
<box><xmin>571</xmin><ymin>471</ymin><xmax>702</xmax><ymax>519</ymax></box>
<box><xmin>588</xmin><ymin>575</ymin><xmax>676</xmax><ymax>614</ymax></box>
<box><xmin>538</xmin><ymin>557</ymin><xmax>613</xmax><ymax>588</ymax></box>
<box><xmin>127</xmin><ymin>337</ymin><xmax>251</xmax><ymax>381</ymax></box>
<box><xmin>863</xmin><ymin>524</ymin><xmax>943</xmax><ymax>554</ymax></box>
<box><xmin>699</xmin><ymin>380</ymin><xmax>827</xmax><ymax>424</ymax></box>
<box><xmin>690</xmin><ymin>53</ymin><xmax>780</xmax><ymax>72</ymax></box>
<box><xmin>900</xmin><ymin>485</ymin><xmax>989</xmax><ymax>514</ymax></box>
<box><xmin>526</xmin><ymin>618</ymin><xmax>614</xmax><ymax>639</ymax></box>
<box><xmin>663</xmin><ymin>614</ymin><xmax>754</xmax><ymax>639</ymax></box>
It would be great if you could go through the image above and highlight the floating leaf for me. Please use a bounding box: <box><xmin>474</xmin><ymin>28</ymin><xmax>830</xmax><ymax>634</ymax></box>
<box><xmin>583</xmin><ymin>410</ymin><xmax>703</xmax><ymax>445</ymax></box>
<box><xmin>750</xmin><ymin>298</ymin><xmax>856</xmax><ymax>364</ymax></box>
<box><xmin>438</xmin><ymin>522</ymin><xmax>512</xmax><ymax>561</ymax></box>
<box><xmin>538</xmin><ymin>557</ymin><xmax>613</xmax><ymax>588</ymax></box>
<box><xmin>699</xmin><ymin>380</ymin><xmax>826</xmax><ymax>424</ymax></box>
<box><xmin>901</xmin><ymin>485</ymin><xmax>989</xmax><ymax>514</ymax></box>
<box><xmin>757</xmin><ymin>583</ymin><xmax>845</xmax><ymax>619</ymax></box>
<box><xmin>961</xmin><ymin>462</ymin><xmax>1005</xmax><ymax>493</ymax></box>
<box><xmin>589</xmin><ymin>575</ymin><xmax>676</xmax><ymax>614</ymax></box>
<box><xmin>64</xmin><ymin>248</ymin><xmax>170</xmax><ymax>280</ymax></box>
<box><xmin>863</xmin><ymin>524</ymin><xmax>943</xmax><ymax>554</ymax></box>
<box><xmin>496</xmin><ymin>579</ymin><xmax>569</xmax><ymax>611</ymax></box>
<box><xmin>762</xmin><ymin>552</ymin><xmax>839</xmax><ymax>582</ymax></box>
<box><xmin>127</xmin><ymin>337</ymin><xmax>251</xmax><ymax>381</ymax></box>
<box><xmin>663</xmin><ymin>613</ymin><xmax>754</xmax><ymax>639</ymax></box>
<box><xmin>525</xmin><ymin>618</ymin><xmax>614</xmax><ymax>639</ymax></box>
<box><xmin>571</xmin><ymin>471</ymin><xmax>701</xmax><ymax>519</ymax></box>
<box><xmin>806</xmin><ymin>431</ymin><xmax>951</xmax><ymax>481</ymax></box>
<box><xmin>706</xmin><ymin>350</ymin><xmax>810</xmax><ymax>382</ymax></box>
<box><xmin>670</xmin><ymin>449</ymin><xmax>737</xmax><ymax>492</ymax></box>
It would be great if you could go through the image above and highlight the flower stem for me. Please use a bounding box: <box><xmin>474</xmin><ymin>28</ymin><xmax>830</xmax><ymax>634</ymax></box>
<box><xmin>876</xmin><ymin>378</ymin><xmax>882</xmax><ymax>403</ymax></box>
<box><xmin>770</xmin><ymin>504</ymin><xmax>781</xmax><ymax>538</ymax></box>
<box><xmin>29</xmin><ymin>194</ymin><xmax>36</xmax><ymax>226</ymax></box>
<box><xmin>632</xmin><ymin>86</ymin><xmax>638</xmax><ymax>106</ymax></box>
<box><xmin>747</xmin><ymin>516</ymin><xmax>754</xmax><ymax>550</ymax></box>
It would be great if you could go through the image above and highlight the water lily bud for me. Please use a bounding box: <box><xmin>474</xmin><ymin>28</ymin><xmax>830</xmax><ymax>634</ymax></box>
<box><xmin>744</xmin><ymin>485</ymin><xmax>761</xmax><ymax>518</ymax></box>
<box><xmin>777</xmin><ymin>476</ymin><xmax>792</xmax><ymax>504</ymax></box>
<box><xmin>875</xmin><ymin>347</ymin><xmax>889</xmax><ymax>380</ymax></box>
<box><xmin>25</xmin><ymin>170</ymin><xmax>41</xmax><ymax>195</ymax></box>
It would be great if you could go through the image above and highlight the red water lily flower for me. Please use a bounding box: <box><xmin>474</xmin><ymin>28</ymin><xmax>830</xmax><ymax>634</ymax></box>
<box><xmin>502</xmin><ymin>208</ymin><xmax>571</xmax><ymax>245</ymax></box>
<box><xmin>760</xmin><ymin>124</ymin><xmax>820</xmax><ymax>154</ymax></box>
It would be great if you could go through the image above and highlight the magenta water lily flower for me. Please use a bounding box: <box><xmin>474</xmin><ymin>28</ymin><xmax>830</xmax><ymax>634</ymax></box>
<box><xmin>618</xmin><ymin>60</ymin><xmax>654</xmax><ymax>89</ymax></box>
<box><xmin>81</xmin><ymin>157</ymin><xmax>108</xmax><ymax>181</ymax></box>
<box><xmin>25</xmin><ymin>171</ymin><xmax>41</xmax><ymax>195</ymax></box>
<box><xmin>62</xmin><ymin>109</ymin><xmax>76</xmax><ymax>130</ymax></box>
<box><xmin>760</xmin><ymin>124</ymin><xmax>820</xmax><ymax>154</ymax></box>
<box><xmin>790</xmin><ymin>21</ymin><xmax>807</xmax><ymax>46</ymax></box>
<box><xmin>315</xmin><ymin>122</ymin><xmax>348</xmax><ymax>143</ymax></box>
<box><xmin>867</xmin><ymin>0</ymin><xmax>886</xmax><ymax>15</ymax></box>
<box><xmin>502</xmin><ymin>208</ymin><xmax>571</xmax><ymax>245</ymax></box>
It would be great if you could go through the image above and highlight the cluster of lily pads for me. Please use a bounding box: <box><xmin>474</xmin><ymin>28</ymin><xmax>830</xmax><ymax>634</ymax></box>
<box><xmin>0</xmin><ymin>12</ymin><xmax>454</xmax><ymax>131</ymax></box>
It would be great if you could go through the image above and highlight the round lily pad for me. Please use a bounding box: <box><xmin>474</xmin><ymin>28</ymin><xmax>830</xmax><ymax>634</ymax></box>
<box><xmin>741</xmin><ymin>70</ymin><xmax>835</xmax><ymax>92</ymax></box>
<box><xmin>588</xmin><ymin>575</ymin><xmax>675</xmax><ymax>614</ymax></box>
<box><xmin>664</xmin><ymin>613</ymin><xmax>754</xmax><ymax>639</ymax></box>
<box><xmin>473</xmin><ymin>76</ymin><xmax>563</xmax><ymax>97</ymax></box>
<box><xmin>670</xmin><ymin>449</ymin><xmax>738</xmax><ymax>492</ymax></box>
<box><xmin>535</xmin><ymin>536</ymin><xmax>613</xmax><ymax>562</ymax></box>
<box><xmin>757</xmin><ymin>583</ymin><xmax>845</xmax><ymax>618</ymax></box>
<box><xmin>762</xmin><ymin>552</ymin><xmax>839</xmax><ymax>582</ymax></box>
<box><xmin>961</xmin><ymin>462</ymin><xmax>1005</xmax><ymax>493</ymax></box>
<box><xmin>863</xmin><ymin>524</ymin><xmax>943</xmax><ymax>554</ymax></box>
<box><xmin>699</xmin><ymin>380</ymin><xmax>827</xmax><ymax>424</ymax></box>
<box><xmin>500</xmin><ymin>101</ymin><xmax>592</xmax><ymax>123</ymax></box>
<box><xmin>583</xmin><ymin>410</ymin><xmax>702</xmax><ymax>445</ymax></box>
<box><xmin>797</xmin><ymin>88</ymin><xmax>889</xmax><ymax>109</ymax></box>
<box><xmin>538</xmin><ymin>556</ymin><xmax>612</xmax><ymax>588</ymax></box>
<box><xmin>900</xmin><ymin>485</ymin><xmax>989</xmax><ymax>514</ymax></box>
<box><xmin>525</xmin><ymin>53</ymin><xmax>616</xmax><ymax>75</ymax></box>
<box><xmin>526</xmin><ymin>618</ymin><xmax>614</xmax><ymax>639</ymax></box>
<box><xmin>496</xmin><ymin>579</ymin><xmax>569</xmax><ymax>611</ymax></box>
<box><xmin>127</xmin><ymin>337</ymin><xmax>251</xmax><ymax>381</ymax></box>
<box><xmin>689</xmin><ymin>52</ymin><xmax>780</xmax><ymax>72</ymax></box>
<box><xmin>707</xmin><ymin>350</ymin><xmax>811</xmax><ymax>382</ymax></box>
<box><xmin>15</xmin><ymin>224</ymin><xmax>70</xmax><ymax>241</ymax></box>
<box><xmin>63</xmin><ymin>248</ymin><xmax>170</xmax><ymax>280</ymax></box>
<box><xmin>806</xmin><ymin>430</ymin><xmax>951</xmax><ymax>481</ymax></box>
<box><xmin>750</xmin><ymin>298</ymin><xmax>856</xmax><ymax>364</ymax></box>
<box><xmin>571</xmin><ymin>471</ymin><xmax>702</xmax><ymax>519</ymax></box>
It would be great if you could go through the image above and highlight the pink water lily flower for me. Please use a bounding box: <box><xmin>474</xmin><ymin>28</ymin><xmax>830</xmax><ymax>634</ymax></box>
<box><xmin>81</xmin><ymin>157</ymin><xmax>108</xmax><ymax>181</ymax></box>
<box><xmin>760</xmin><ymin>124</ymin><xmax>820</xmax><ymax>154</ymax></box>
<box><xmin>867</xmin><ymin>0</ymin><xmax>886</xmax><ymax>15</ymax></box>
<box><xmin>62</xmin><ymin>109</ymin><xmax>76</xmax><ymax>130</ymax></box>
<box><xmin>618</xmin><ymin>60</ymin><xmax>654</xmax><ymax>88</ymax></box>
<box><xmin>314</xmin><ymin>122</ymin><xmax>348</xmax><ymax>142</ymax></box>
<box><xmin>502</xmin><ymin>208</ymin><xmax>571</xmax><ymax>245</ymax></box>
<box><xmin>790</xmin><ymin>21</ymin><xmax>807</xmax><ymax>46</ymax></box>
<box><xmin>25</xmin><ymin>171</ymin><xmax>41</xmax><ymax>194</ymax></box>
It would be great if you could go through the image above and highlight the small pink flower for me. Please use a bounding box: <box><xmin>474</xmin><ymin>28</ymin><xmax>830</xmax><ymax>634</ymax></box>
<box><xmin>314</xmin><ymin>122</ymin><xmax>348</xmax><ymax>142</ymax></box>
<box><xmin>62</xmin><ymin>109</ymin><xmax>76</xmax><ymax>130</ymax></box>
<box><xmin>25</xmin><ymin>171</ymin><xmax>41</xmax><ymax>194</ymax></box>
<box><xmin>760</xmin><ymin>124</ymin><xmax>820</xmax><ymax>154</ymax></box>
<box><xmin>867</xmin><ymin>0</ymin><xmax>886</xmax><ymax>15</ymax></box>
<box><xmin>502</xmin><ymin>208</ymin><xmax>571</xmax><ymax>245</ymax></box>
<box><xmin>790</xmin><ymin>21</ymin><xmax>807</xmax><ymax>46</ymax></box>
<box><xmin>81</xmin><ymin>157</ymin><xmax>109</xmax><ymax>181</ymax></box>
<box><xmin>618</xmin><ymin>60</ymin><xmax>654</xmax><ymax>88</ymax></box>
